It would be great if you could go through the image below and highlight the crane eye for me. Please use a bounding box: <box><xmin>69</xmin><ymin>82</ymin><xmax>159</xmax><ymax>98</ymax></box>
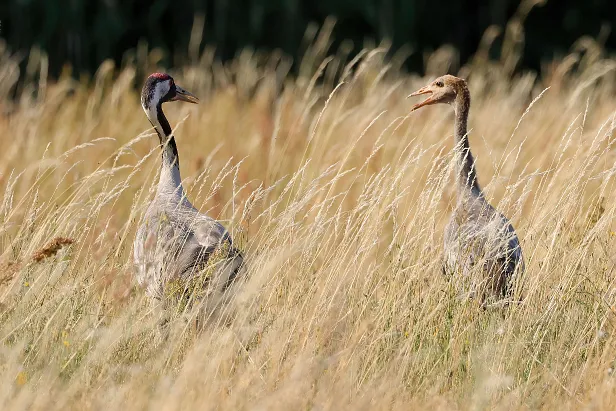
<box><xmin>435</xmin><ymin>81</ymin><xmax>444</xmax><ymax>87</ymax></box>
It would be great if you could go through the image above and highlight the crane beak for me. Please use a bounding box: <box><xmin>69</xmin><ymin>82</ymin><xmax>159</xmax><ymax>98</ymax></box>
<box><xmin>172</xmin><ymin>86</ymin><xmax>199</xmax><ymax>104</ymax></box>
<box><xmin>407</xmin><ymin>86</ymin><xmax>434</xmax><ymax>111</ymax></box>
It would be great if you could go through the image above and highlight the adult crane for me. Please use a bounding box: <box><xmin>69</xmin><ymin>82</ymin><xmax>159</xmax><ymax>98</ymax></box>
<box><xmin>134</xmin><ymin>73</ymin><xmax>243</xmax><ymax>302</ymax></box>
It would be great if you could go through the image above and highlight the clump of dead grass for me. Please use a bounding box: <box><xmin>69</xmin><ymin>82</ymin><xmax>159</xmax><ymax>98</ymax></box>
<box><xmin>31</xmin><ymin>237</ymin><xmax>74</xmax><ymax>262</ymax></box>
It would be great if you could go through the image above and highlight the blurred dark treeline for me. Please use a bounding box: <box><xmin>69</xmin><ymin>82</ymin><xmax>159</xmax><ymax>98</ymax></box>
<box><xmin>0</xmin><ymin>0</ymin><xmax>615</xmax><ymax>78</ymax></box>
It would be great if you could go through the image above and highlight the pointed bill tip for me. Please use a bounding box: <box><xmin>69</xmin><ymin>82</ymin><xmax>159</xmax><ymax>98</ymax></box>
<box><xmin>173</xmin><ymin>86</ymin><xmax>199</xmax><ymax>104</ymax></box>
<box><xmin>408</xmin><ymin>86</ymin><xmax>431</xmax><ymax>98</ymax></box>
<box><xmin>407</xmin><ymin>86</ymin><xmax>433</xmax><ymax>111</ymax></box>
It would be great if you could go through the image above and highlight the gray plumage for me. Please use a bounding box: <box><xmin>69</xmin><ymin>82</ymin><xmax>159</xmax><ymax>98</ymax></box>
<box><xmin>134</xmin><ymin>73</ymin><xmax>243</xmax><ymax>301</ymax></box>
<box><xmin>409</xmin><ymin>74</ymin><xmax>524</xmax><ymax>302</ymax></box>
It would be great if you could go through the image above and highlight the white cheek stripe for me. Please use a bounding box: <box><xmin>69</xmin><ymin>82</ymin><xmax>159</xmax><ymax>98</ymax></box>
<box><xmin>141</xmin><ymin>80</ymin><xmax>185</xmax><ymax>198</ymax></box>
<box><xmin>142</xmin><ymin>81</ymin><xmax>171</xmax><ymax>136</ymax></box>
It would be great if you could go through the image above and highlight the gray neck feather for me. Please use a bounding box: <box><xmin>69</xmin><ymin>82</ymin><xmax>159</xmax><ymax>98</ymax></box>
<box><xmin>453</xmin><ymin>87</ymin><xmax>483</xmax><ymax>199</ymax></box>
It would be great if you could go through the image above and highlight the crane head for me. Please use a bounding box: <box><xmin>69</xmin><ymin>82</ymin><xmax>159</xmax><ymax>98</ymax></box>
<box><xmin>407</xmin><ymin>74</ymin><xmax>466</xmax><ymax>111</ymax></box>
<box><xmin>141</xmin><ymin>72</ymin><xmax>199</xmax><ymax>112</ymax></box>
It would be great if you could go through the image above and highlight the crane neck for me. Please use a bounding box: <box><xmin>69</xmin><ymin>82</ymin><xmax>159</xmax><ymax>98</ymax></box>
<box><xmin>147</xmin><ymin>103</ymin><xmax>185</xmax><ymax>199</ymax></box>
<box><xmin>453</xmin><ymin>87</ymin><xmax>483</xmax><ymax>200</ymax></box>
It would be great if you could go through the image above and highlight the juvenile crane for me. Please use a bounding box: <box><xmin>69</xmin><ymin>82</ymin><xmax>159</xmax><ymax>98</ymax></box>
<box><xmin>134</xmin><ymin>73</ymin><xmax>243</xmax><ymax>301</ymax></box>
<box><xmin>408</xmin><ymin>75</ymin><xmax>524</xmax><ymax>302</ymax></box>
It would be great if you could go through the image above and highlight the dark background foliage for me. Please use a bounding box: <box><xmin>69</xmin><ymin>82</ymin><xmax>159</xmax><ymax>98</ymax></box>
<box><xmin>0</xmin><ymin>0</ymin><xmax>615</xmax><ymax>77</ymax></box>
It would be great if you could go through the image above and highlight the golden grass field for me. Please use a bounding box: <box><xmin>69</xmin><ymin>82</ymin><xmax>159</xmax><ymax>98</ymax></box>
<box><xmin>1</xmin><ymin>22</ymin><xmax>616</xmax><ymax>409</ymax></box>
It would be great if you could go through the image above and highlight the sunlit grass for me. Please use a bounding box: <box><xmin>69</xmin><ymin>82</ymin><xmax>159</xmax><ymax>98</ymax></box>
<box><xmin>1</xmin><ymin>24</ymin><xmax>616</xmax><ymax>409</ymax></box>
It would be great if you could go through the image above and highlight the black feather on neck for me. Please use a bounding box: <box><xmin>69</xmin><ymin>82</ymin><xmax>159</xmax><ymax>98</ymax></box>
<box><xmin>141</xmin><ymin>76</ymin><xmax>180</xmax><ymax>167</ymax></box>
<box><xmin>155</xmin><ymin>103</ymin><xmax>180</xmax><ymax>166</ymax></box>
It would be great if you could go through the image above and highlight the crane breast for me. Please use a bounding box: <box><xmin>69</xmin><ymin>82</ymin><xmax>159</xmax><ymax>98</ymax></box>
<box><xmin>133</xmin><ymin>206</ymin><xmax>235</xmax><ymax>299</ymax></box>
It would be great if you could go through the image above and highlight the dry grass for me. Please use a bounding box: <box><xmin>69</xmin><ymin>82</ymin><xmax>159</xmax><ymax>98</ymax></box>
<box><xmin>1</xmin><ymin>23</ymin><xmax>616</xmax><ymax>410</ymax></box>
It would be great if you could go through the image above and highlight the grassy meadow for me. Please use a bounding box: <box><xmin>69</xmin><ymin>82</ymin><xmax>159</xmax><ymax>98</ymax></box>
<box><xmin>1</xmin><ymin>28</ymin><xmax>616</xmax><ymax>409</ymax></box>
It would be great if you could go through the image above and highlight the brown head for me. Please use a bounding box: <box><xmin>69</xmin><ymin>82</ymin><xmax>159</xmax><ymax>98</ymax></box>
<box><xmin>407</xmin><ymin>75</ymin><xmax>469</xmax><ymax>111</ymax></box>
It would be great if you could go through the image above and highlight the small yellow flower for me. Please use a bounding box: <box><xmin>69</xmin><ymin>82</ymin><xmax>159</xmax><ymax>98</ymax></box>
<box><xmin>610</xmin><ymin>232</ymin><xmax>616</xmax><ymax>237</ymax></box>
<box><xmin>63</xmin><ymin>340</ymin><xmax>70</xmax><ymax>347</ymax></box>
<box><xmin>15</xmin><ymin>371</ymin><xmax>27</xmax><ymax>386</ymax></box>
<box><xmin>24</xmin><ymin>281</ymin><xmax>29</xmax><ymax>287</ymax></box>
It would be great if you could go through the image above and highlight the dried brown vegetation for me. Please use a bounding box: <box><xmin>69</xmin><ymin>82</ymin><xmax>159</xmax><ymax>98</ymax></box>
<box><xmin>31</xmin><ymin>237</ymin><xmax>74</xmax><ymax>262</ymax></box>
<box><xmin>1</xmin><ymin>23</ymin><xmax>616</xmax><ymax>410</ymax></box>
